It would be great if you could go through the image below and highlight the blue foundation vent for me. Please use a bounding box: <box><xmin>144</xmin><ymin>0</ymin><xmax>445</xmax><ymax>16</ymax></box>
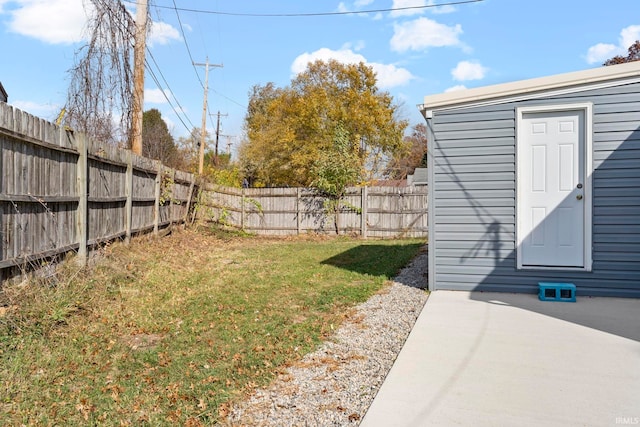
<box><xmin>538</xmin><ymin>282</ymin><xmax>576</xmax><ymax>302</ymax></box>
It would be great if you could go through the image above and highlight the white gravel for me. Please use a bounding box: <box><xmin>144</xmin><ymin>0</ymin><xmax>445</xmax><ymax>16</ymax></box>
<box><xmin>226</xmin><ymin>247</ymin><xmax>429</xmax><ymax>426</ymax></box>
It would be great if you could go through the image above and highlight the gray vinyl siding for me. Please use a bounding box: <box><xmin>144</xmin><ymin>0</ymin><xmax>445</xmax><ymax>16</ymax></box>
<box><xmin>430</xmin><ymin>81</ymin><xmax>640</xmax><ymax>298</ymax></box>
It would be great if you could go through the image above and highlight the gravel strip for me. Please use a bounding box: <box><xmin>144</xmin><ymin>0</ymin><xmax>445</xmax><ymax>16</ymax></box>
<box><xmin>226</xmin><ymin>247</ymin><xmax>429</xmax><ymax>426</ymax></box>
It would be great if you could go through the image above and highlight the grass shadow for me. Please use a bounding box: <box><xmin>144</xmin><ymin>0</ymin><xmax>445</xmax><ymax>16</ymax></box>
<box><xmin>321</xmin><ymin>243</ymin><xmax>424</xmax><ymax>279</ymax></box>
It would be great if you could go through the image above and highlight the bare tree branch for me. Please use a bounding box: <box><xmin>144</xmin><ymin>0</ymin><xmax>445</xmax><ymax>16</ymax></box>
<box><xmin>64</xmin><ymin>0</ymin><xmax>140</xmax><ymax>146</ymax></box>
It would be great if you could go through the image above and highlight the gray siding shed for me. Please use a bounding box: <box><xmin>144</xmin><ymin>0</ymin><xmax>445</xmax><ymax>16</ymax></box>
<box><xmin>422</xmin><ymin>61</ymin><xmax>640</xmax><ymax>298</ymax></box>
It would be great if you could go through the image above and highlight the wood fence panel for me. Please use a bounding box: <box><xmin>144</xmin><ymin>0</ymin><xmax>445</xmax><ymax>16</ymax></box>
<box><xmin>298</xmin><ymin>191</ymin><xmax>330</xmax><ymax>234</ymax></box>
<box><xmin>247</xmin><ymin>188</ymin><xmax>297</xmax><ymax>234</ymax></box>
<box><xmin>171</xmin><ymin>170</ymin><xmax>194</xmax><ymax>222</ymax></box>
<box><xmin>366</xmin><ymin>186</ymin><xmax>428</xmax><ymax>238</ymax></box>
<box><xmin>201</xmin><ymin>186</ymin><xmax>241</xmax><ymax>228</ymax></box>
<box><xmin>339</xmin><ymin>189</ymin><xmax>363</xmax><ymax>234</ymax></box>
<box><xmin>1</xmin><ymin>106</ymin><xmax>81</xmax><ymax>266</ymax></box>
<box><xmin>86</xmin><ymin>137</ymin><xmax>128</xmax><ymax>242</ymax></box>
<box><xmin>198</xmin><ymin>185</ymin><xmax>428</xmax><ymax>238</ymax></box>
<box><xmin>0</xmin><ymin>103</ymin><xmax>196</xmax><ymax>277</ymax></box>
<box><xmin>131</xmin><ymin>155</ymin><xmax>158</xmax><ymax>232</ymax></box>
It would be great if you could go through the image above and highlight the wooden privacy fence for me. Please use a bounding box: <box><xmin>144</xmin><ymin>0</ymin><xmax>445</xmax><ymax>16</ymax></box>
<box><xmin>199</xmin><ymin>185</ymin><xmax>428</xmax><ymax>238</ymax></box>
<box><xmin>0</xmin><ymin>103</ymin><xmax>195</xmax><ymax>278</ymax></box>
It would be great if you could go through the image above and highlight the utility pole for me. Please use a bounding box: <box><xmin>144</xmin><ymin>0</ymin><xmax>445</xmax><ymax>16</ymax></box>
<box><xmin>131</xmin><ymin>0</ymin><xmax>148</xmax><ymax>156</ymax></box>
<box><xmin>225</xmin><ymin>136</ymin><xmax>235</xmax><ymax>155</ymax></box>
<box><xmin>193</xmin><ymin>58</ymin><xmax>223</xmax><ymax>174</ymax></box>
<box><xmin>213</xmin><ymin>110</ymin><xmax>228</xmax><ymax>159</ymax></box>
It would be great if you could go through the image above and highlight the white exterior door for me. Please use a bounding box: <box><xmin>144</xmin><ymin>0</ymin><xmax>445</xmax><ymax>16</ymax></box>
<box><xmin>518</xmin><ymin>107</ymin><xmax>590</xmax><ymax>269</ymax></box>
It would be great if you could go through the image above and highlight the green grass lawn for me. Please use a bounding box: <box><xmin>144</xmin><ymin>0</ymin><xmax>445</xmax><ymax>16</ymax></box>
<box><xmin>0</xmin><ymin>227</ymin><xmax>424</xmax><ymax>426</ymax></box>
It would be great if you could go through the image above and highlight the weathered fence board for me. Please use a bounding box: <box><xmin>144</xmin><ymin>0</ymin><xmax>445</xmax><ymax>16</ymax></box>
<box><xmin>0</xmin><ymin>103</ymin><xmax>196</xmax><ymax>279</ymax></box>
<box><xmin>199</xmin><ymin>184</ymin><xmax>428</xmax><ymax>238</ymax></box>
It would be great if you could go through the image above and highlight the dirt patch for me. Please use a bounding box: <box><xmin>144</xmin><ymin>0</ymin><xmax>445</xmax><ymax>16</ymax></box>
<box><xmin>121</xmin><ymin>333</ymin><xmax>164</xmax><ymax>351</ymax></box>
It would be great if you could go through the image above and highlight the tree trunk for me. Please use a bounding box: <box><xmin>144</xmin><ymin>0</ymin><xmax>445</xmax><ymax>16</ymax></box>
<box><xmin>334</xmin><ymin>202</ymin><xmax>341</xmax><ymax>235</ymax></box>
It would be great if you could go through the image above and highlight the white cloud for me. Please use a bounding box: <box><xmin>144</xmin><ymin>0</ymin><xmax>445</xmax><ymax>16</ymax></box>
<box><xmin>451</xmin><ymin>60</ymin><xmax>487</xmax><ymax>81</ymax></box>
<box><xmin>291</xmin><ymin>47</ymin><xmax>414</xmax><ymax>89</ymax></box>
<box><xmin>391</xmin><ymin>0</ymin><xmax>426</xmax><ymax>18</ymax></box>
<box><xmin>12</xmin><ymin>100</ymin><xmax>60</xmax><ymax>119</ymax></box>
<box><xmin>337</xmin><ymin>2</ymin><xmax>350</xmax><ymax>13</ymax></box>
<box><xmin>4</xmin><ymin>0</ymin><xmax>90</xmax><ymax>44</ymax></box>
<box><xmin>291</xmin><ymin>48</ymin><xmax>363</xmax><ymax>74</ymax></box>
<box><xmin>1</xmin><ymin>0</ymin><xmax>180</xmax><ymax>47</ymax></box>
<box><xmin>620</xmin><ymin>25</ymin><xmax>640</xmax><ymax>50</ymax></box>
<box><xmin>145</xmin><ymin>88</ymin><xmax>172</xmax><ymax>104</ymax></box>
<box><xmin>355</xmin><ymin>0</ymin><xmax>374</xmax><ymax>6</ymax></box>
<box><xmin>445</xmin><ymin>85</ymin><xmax>467</xmax><ymax>92</ymax></box>
<box><xmin>585</xmin><ymin>25</ymin><xmax>640</xmax><ymax>64</ymax></box>
<box><xmin>390</xmin><ymin>17</ymin><xmax>463</xmax><ymax>52</ymax></box>
<box><xmin>341</xmin><ymin>40</ymin><xmax>366</xmax><ymax>52</ymax></box>
<box><xmin>372</xmin><ymin>63</ymin><xmax>415</xmax><ymax>89</ymax></box>
<box><xmin>148</xmin><ymin>21</ymin><xmax>181</xmax><ymax>46</ymax></box>
<box><xmin>586</xmin><ymin>43</ymin><xmax>619</xmax><ymax>64</ymax></box>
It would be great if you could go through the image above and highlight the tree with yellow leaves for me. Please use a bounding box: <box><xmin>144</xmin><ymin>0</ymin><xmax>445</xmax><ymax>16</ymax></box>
<box><xmin>239</xmin><ymin>60</ymin><xmax>408</xmax><ymax>187</ymax></box>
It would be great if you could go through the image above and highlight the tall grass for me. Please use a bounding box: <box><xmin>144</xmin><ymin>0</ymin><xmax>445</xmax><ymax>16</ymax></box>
<box><xmin>0</xmin><ymin>227</ymin><xmax>424</xmax><ymax>425</ymax></box>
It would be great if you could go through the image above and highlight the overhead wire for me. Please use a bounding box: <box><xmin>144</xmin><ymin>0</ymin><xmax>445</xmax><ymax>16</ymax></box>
<box><xmin>124</xmin><ymin>0</ymin><xmax>483</xmax><ymax>17</ymax></box>
<box><xmin>120</xmin><ymin>0</ymin><xmax>486</xmax><ymax>137</ymax></box>
<box><xmin>171</xmin><ymin>0</ymin><xmax>205</xmax><ymax>90</ymax></box>
<box><xmin>143</xmin><ymin>49</ymin><xmax>196</xmax><ymax>133</ymax></box>
<box><xmin>98</xmin><ymin>0</ymin><xmax>197</xmax><ymax>134</ymax></box>
<box><xmin>145</xmin><ymin>48</ymin><xmax>196</xmax><ymax>132</ymax></box>
<box><xmin>118</xmin><ymin>0</ymin><xmax>484</xmax><ymax>127</ymax></box>
<box><xmin>170</xmin><ymin>0</ymin><xmax>243</xmax><ymax>134</ymax></box>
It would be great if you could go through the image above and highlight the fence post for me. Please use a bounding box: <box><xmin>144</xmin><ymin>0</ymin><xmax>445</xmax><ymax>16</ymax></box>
<box><xmin>297</xmin><ymin>188</ymin><xmax>302</xmax><ymax>235</ymax></box>
<box><xmin>75</xmin><ymin>133</ymin><xmax>88</xmax><ymax>266</ymax></box>
<box><xmin>153</xmin><ymin>161</ymin><xmax>162</xmax><ymax>234</ymax></box>
<box><xmin>125</xmin><ymin>151</ymin><xmax>133</xmax><ymax>244</ymax></box>
<box><xmin>361</xmin><ymin>186</ymin><xmax>368</xmax><ymax>239</ymax></box>
<box><xmin>241</xmin><ymin>188</ymin><xmax>246</xmax><ymax>231</ymax></box>
<box><xmin>168</xmin><ymin>169</ymin><xmax>175</xmax><ymax>227</ymax></box>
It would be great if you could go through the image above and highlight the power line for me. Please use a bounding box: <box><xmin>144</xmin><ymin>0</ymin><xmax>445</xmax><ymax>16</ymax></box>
<box><xmin>169</xmin><ymin>0</ymin><xmax>246</xmax><ymax>127</ymax></box>
<box><xmin>171</xmin><ymin>0</ymin><xmax>205</xmax><ymax>90</ymax></box>
<box><xmin>124</xmin><ymin>0</ymin><xmax>483</xmax><ymax>17</ymax></box>
<box><xmin>211</xmin><ymin>89</ymin><xmax>246</xmax><ymax>109</ymax></box>
<box><xmin>145</xmin><ymin>49</ymin><xmax>196</xmax><ymax>132</ymax></box>
<box><xmin>145</xmin><ymin>60</ymin><xmax>192</xmax><ymax>133</ymax></box>
<box><xmin>170</xmin><ymin>0</ymin><xmax>247</xmax><ymax>109</ymax></box>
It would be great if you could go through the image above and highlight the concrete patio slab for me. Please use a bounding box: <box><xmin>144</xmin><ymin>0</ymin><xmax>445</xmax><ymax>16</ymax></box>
<box><xmin>361</xmin><ymin>290</ymin><xmax>640</xmax><ymax>427</ymax></box>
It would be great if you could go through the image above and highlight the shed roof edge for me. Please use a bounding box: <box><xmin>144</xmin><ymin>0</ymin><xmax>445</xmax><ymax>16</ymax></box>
<box><xmin>421</xmin><ymin>61</ymin><xmax>640</xmax><ymax>113</ymax></box>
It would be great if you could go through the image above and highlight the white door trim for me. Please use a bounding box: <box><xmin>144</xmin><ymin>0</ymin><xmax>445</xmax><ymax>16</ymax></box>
<box><xmin>516</xmin><ymin>103</ymin><xmax>593</xmax><ymax>271</ymax></box>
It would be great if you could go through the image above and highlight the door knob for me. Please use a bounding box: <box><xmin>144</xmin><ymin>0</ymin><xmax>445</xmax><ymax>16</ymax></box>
<box><xmin>576</xmin><ymin>194</ymin><xmax>583</xmax><ymax>200</ymax></box>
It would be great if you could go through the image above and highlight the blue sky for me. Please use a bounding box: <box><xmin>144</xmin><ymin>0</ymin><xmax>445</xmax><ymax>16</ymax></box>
<box><xmin>1</xmin><ymin>0</ymin><xmax>639</xmax><ymax>155</ymax></box>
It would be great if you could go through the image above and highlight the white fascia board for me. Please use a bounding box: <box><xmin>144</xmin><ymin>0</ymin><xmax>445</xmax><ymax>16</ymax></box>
<box><xmin>421</xmin><ymin>61</ymin><xmax>640</xmax><ymax>113</ymax></box>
